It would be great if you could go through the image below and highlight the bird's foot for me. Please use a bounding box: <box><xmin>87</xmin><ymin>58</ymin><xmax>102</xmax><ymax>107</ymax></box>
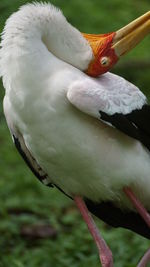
<box><xmin>124</xmin><ymin>187</ymin><xmax>150</xmax><ymax>267</ymax></box>
<box><xmin>74</xmin><ymin>196</ymin><xmax>113</xmax><ymax>267</ymax></box>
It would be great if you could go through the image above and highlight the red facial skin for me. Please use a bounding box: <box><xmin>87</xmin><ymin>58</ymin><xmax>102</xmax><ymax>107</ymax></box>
<box><xmin>83</xmin><ymin>32</ymin><xmax>119</xmax><ymax>77</ymax></box>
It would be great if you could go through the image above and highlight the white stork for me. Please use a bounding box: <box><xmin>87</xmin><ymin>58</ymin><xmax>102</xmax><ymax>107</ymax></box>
<box><xmin>1</xmin><ymin>3</ymin><xmax>150</xmax><ymax>266</ymax></box>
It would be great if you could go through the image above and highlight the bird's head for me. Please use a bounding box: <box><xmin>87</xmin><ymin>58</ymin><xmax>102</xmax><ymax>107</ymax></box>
<box><xmin>82</xmin><ymin>11</ymin><xmax>150</xmax><ymax>77</ymax></box>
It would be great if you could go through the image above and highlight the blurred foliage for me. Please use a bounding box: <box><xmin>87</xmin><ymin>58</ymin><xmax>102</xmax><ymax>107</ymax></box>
<box><xmin>0</xmin><ymin>0</ymin><xmax>150</xmax><ymax>267</ymax></box>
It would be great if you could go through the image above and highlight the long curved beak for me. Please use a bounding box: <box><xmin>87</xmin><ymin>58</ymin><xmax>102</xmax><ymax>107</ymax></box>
<box><xmin>113</xmin><ymin>11</ymin><xmax>150</xmax><ymax>57</ymax></box>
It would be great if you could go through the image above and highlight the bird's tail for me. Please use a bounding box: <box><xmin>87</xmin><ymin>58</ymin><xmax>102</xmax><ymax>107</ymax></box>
<box><xmin>85</xmin><ymin>198</ymin><xmax>150</xmax><ymax>239</ymax></box>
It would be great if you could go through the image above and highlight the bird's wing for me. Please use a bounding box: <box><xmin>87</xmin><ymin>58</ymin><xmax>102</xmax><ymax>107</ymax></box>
<box><xmin>67</xmin><ymin>72</ymin><xmax>150</xmax><ymax>150</ymax></box>
<box><xmin>12</xmin><ymin>132</ymin><xmax>53</xmax><ymax>186</ymax></box>
<box><xmin>4</xmin><ymin>107</ymin><xmax>74</xmax><ymax>197</ymax></box>
<box><xmin>4</xmin><ymin>111</ymin><xmax>52</xmax><ymax>187</ymax></box>
<box><xmin>68</xmin><ymin>72</ymin><xmax>150</xmax><ymax>239</ymax></box>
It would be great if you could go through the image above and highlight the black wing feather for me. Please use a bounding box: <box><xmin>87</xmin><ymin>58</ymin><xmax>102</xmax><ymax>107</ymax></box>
<box><xmin>13</xmin><ymin>134</ymin><xmax>53</xmax><ymax>187</ymax></box>
<box><xmin>85</xmin><ymin>199</ymin><xmax>150</xmax><ymax>239</ymax></box>
<box><xmin>100</xmin><ymin>104</ymin><xmax>150</xmax><ymax>151</ymax></box>
<box><xmin>127</xmin><ymin>105</ymin><xmax>150</xmax><ymax>135</ymax></box>
<box><xmin>92</xmin><ymin>104</ymin><xmax>150</xmax><ymax>239</ymax></box>
<box><xmin>13</xmin><ymin>134</ymin><xmax>72</xmax><ymax>198</ymax></box>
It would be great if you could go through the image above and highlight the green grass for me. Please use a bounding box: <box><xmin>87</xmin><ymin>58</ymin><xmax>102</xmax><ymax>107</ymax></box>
<box><xmin>0</xmin><ymin>0</ymin><xmax>150</xmax><ymax>266</ymax></box>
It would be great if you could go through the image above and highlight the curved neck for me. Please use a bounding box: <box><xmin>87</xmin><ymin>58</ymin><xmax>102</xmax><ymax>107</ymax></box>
<box><xmin>1</xmin><ymin>3</ymin><xmax>93</xmax><ymax>71</ymax></box>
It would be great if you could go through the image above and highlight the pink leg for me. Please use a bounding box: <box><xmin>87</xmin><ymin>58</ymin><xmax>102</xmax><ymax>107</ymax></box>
<box><xmin>123</xmin><ymin>187</ymin><xmax>150</xmax><ymax>228</ymax></box>
<box><xmin>137</xmin><ymin>248</ymin><xmax>150</xmax><ymax>267</ymax></box>
<box><xmin>124</xmin><ymin>187</ymin><xmax>150</xmax><ymax>267</ymax></box>
<box><xmin>74</xmin><ymin>196</ymin><xmax>113</xmax><ymax>267</ymax></box>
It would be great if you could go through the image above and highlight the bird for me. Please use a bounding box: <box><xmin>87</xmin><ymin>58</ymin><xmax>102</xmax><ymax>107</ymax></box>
<box><xmin>1</xmin><ymin>2</ymin><xmax>150</xmax><ymax>266</ymax></box>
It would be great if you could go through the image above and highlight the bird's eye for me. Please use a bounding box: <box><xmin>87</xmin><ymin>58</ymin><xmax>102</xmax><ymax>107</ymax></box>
<box><xmin>100</xmin><ymin>57</ymin><xmax>110</xmax><ymax>67</ymax></box>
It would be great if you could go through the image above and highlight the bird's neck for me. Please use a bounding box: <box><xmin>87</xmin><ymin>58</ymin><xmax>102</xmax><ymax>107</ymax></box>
<box><xmin>0</xmin><ymin>3</ymin><xmax>93</xmax><ymax>83</ymax></box>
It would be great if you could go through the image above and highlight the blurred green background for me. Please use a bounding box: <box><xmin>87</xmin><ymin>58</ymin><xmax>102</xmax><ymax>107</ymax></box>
<box><xmin>0</xmin><ymin>0</ymin><xmax>150</xmax><ymax>266</ymax></box>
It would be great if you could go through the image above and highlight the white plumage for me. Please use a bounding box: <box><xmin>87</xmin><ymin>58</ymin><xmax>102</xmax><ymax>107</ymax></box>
<box><xmin>1</xmin><ymin>2</ymin><xmax>150</xmax><ymax>212</ymax></box>
<box><xmin>2</xmin><ymin>3</ymin><xmax>150</xmax><ymax>266</ymax></box>
<box><xmin>67</xmin><ymin>72</ymin><xmax>146</xmax><ymax>116</ymax></box>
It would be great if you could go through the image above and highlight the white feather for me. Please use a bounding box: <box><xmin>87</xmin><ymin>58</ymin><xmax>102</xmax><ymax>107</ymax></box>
<box><xmin>67</xmin><ymin>72</ymin><xmax>146</xmax><ymax>117</ymax></box>
<box><xmin>1</xmin><ymin>3</ymin><xmax>150</xmax><ymax>212</ymax></box>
